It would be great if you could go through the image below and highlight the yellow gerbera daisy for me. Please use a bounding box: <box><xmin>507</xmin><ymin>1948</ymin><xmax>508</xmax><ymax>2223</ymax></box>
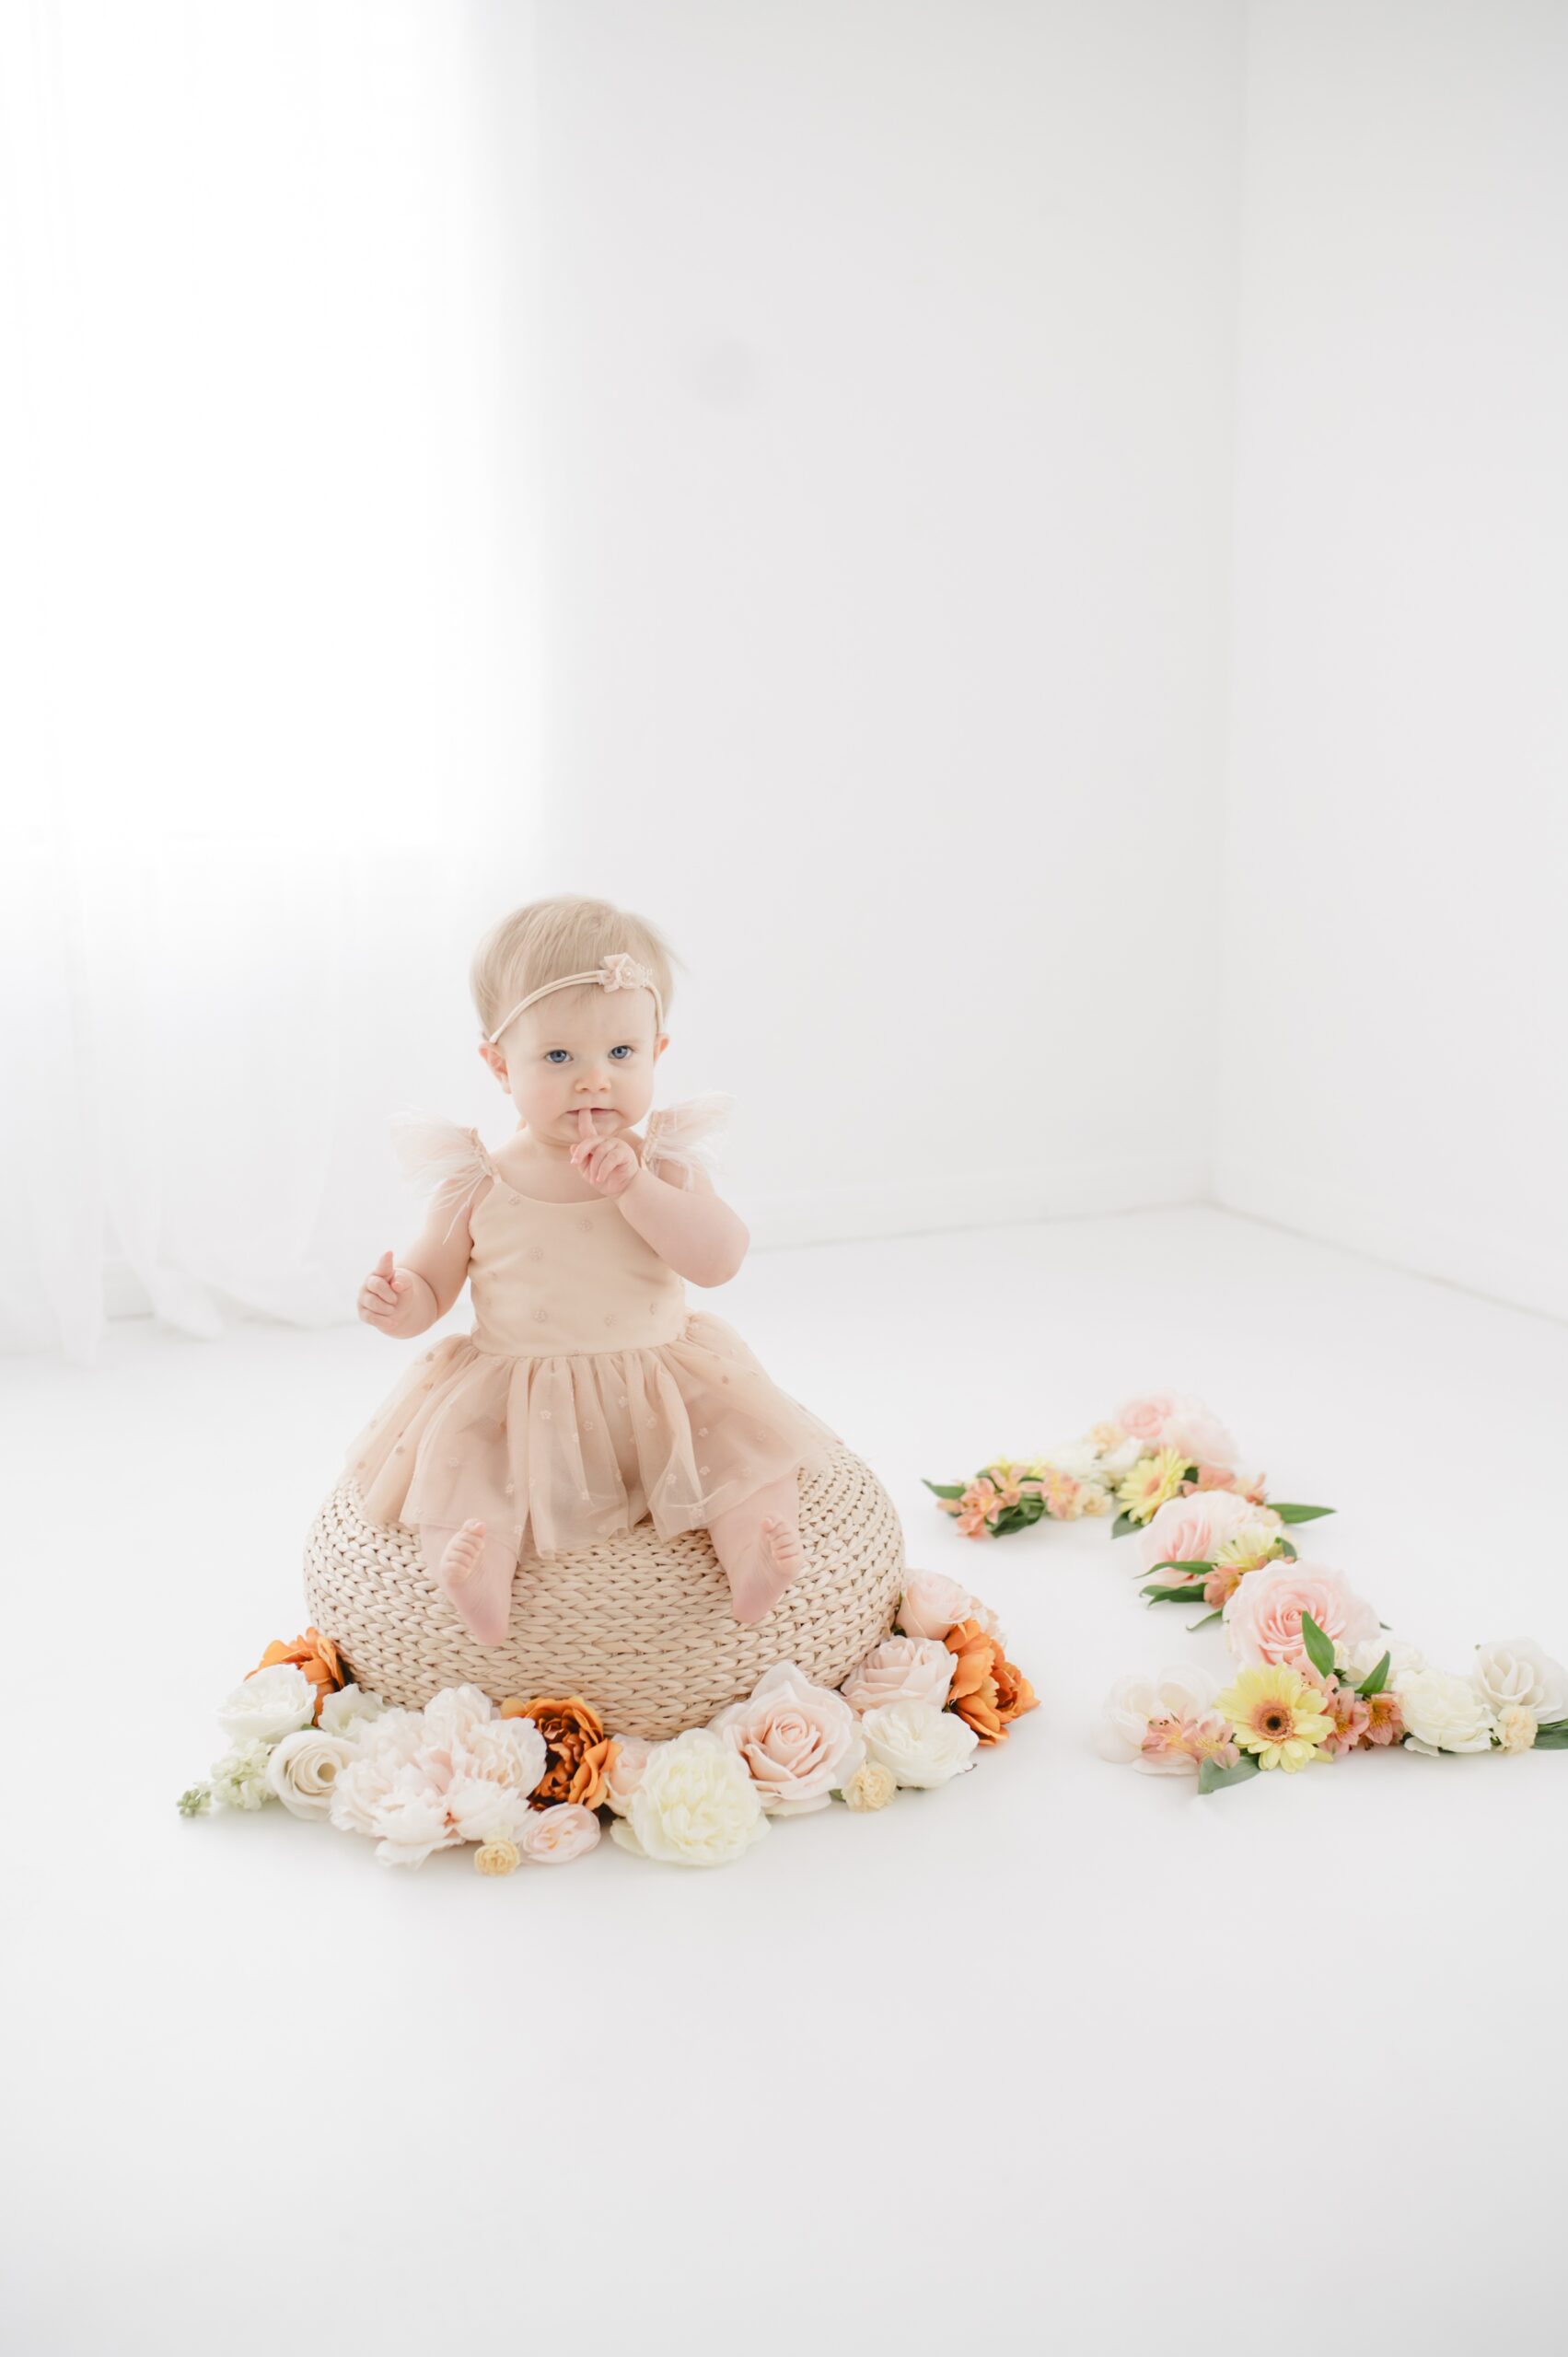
<box><xmin>1214</xmin><ymin>1664</ymin><xmax>1334</xmax><ymax>1771</ymax></box>
<box><xmin>1114</xmin><ymin>1446</ymin><xmax>1190</xmax><ymax>1523</ymax></box>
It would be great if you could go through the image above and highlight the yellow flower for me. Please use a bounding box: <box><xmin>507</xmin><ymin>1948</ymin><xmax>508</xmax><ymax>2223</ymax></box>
<box><xmin>474</xmin><ymin>1838</ymin><xmax>520</xmax><ymax>1875</ymax></box>
<box><xmin>1214</xmin><ymin>1664</ymin><xmax>1334</xmax><ymax>1771</ymax></box>
<box><xmin>1115</xmin><ymin>1446</ymin><xmax>1190</xmax><ymax>1524</ymax></box>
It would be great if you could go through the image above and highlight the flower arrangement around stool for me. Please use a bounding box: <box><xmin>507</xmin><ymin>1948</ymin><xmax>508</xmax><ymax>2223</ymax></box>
<box><xmin>925</xmin><ymin>1387</ymin><xmax>1568</xmax><ymax>1789</ymax></box>
<box><xmin>178</xmin><ymin>1579</ymin><xmax>1039</xmax><ymax>1872</ymax></box>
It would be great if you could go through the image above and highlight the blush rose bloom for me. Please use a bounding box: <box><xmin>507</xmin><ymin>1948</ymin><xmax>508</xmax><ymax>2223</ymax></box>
<box><xmin>517</xmin><ymin>1802</ymin><xmax>601</xmax><ymax>1864</ymax></box>
<box><xmin>1114</xmin><ymin>1392</ymin><xmax>1237</xmax><ymax>1468</ymax></box>
<box><xmin>608</xmin><ymin>1729</ymin><xmax>771</xmax><ymax>1865</ymax></box>
<box><xmin>708</xmin><ymin>1662</ymin><xmax>865</xmax><ymax>1816</ymax></box>
<box><xmin>601</xmin><ymin>1735</ymin><xmax>655</xmax><ymax>1817</ymax></box>
<box><xmin>1133</xmin><ymin>1489</ymin><xmax>1283</xmax><ymax>1582</ymax></box>
<box><xmin>840</xmin><ymin>1636</ymin><xmax>956</xmax><ymax>1714</ymax></box>
<box><xmin>1222</xmin><ymin>1558</ymin><xmax>1380</xmax><ymax>1670</ymax></box>
<box><xmin>896</xmin><ymin>1571</ymin><xmax>1005</xmax><ymax>1648</ymax></box>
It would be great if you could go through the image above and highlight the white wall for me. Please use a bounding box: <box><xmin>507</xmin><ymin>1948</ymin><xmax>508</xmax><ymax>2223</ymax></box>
<box><xmin>519</xmin><ymin>0</ymin><xmax>1245</xmax><ymax>1245</ymax></box>
<box><xmin>1217</xmin><ymin>0</ymin><xmax>1568</xmax><ymax>1319</ymax></box>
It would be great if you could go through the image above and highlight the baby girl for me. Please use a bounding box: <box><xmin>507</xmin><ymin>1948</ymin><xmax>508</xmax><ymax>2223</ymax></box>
<box><xmin>344</xmin><ymin>895</ymin><xmax>843</xmax><ymax>1643</ymax></box>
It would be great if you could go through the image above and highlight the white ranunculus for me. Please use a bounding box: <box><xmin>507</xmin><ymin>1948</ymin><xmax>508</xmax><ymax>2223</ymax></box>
<box><xmin>610</xmin><ymin>1728</ymin><xmax>770</xmax><ymax>1865</ymax></box>
<box><xmin>839</xmin><ymin>1636</ymin><xmax>956</xmax><ymax>1716</ymax></box>
<box><xmin>267</xmin><ymin>1728</ymin><xmax>358</xmax><ymax>1817</ymax></box>
<box><xmin>209</xmin><ymin>1739</ymin><xmax>278</xmax><ymax>1810</ymax></box>
<box><xmin>215</xmin><ymin>1664</ymin><xmax>319</xmax><ymax>1747</ymax></box>
<box><xmin>707</xmin><ymin>1662</ymin><xmax>865</xmax><ymax>1816</ymax></box>
<box><xmin>1395</xmin><ymin>1667</ymin><xmax>1497</xmax><ymax>1757</ymax></box>
<box><xmin>319</xmin><ymin>1683</ymin><xmax>389</xmax><ymax>1739</ymax></box>
<box><xmin>1095</xmin><ymin>1665</ymin><xmax>1220</xmax><ymax>1771</ymax></box>
<box><xmin>859</xmin><ymin>1699</ymin><xmax>980</xmax><ymax>1789</ymax></box>
<box><xmin>517</xmin><ymin>1803</ymin><xmax>601</xmax><ymax>1864</ymax></box>
<box><xmin>1472</xmin><ymin>1639</ymin><xmax>1568</xmax><ymax>1725</ymax></box>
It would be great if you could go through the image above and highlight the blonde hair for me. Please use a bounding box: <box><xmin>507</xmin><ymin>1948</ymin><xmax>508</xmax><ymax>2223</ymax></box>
<box><xmin>470</xmin><ymin>895</ymin><xmax>683</xmax><ymax>1044</ymax></box>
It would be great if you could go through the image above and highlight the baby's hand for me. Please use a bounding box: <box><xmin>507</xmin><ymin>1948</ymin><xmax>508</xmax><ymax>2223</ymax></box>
<box><xmin>570</xmin><ymin>1107</ymin><xmax>642</xmax><ymax>1199</ymax></box>
<box><xmin>358</xmin><ymin>1248</ymin><xmax>427</xmax><ymax>1338</ymax></box>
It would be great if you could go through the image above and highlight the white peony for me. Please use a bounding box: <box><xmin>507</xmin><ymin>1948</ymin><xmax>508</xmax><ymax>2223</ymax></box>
<box><xmin>1395</xmin><ymin>1667</ymin><xmax>1497</xmax><ymax>1757</ymax></box>
<box><xmin>1094</xmin><ymin>1665</ymin><xmax>1220</xmax><ymax>1771</ymax></box>
<box><xmin>216</xmin><ymin>1664</ymin><xmax>318</xmax><ymax>1747</ymax></box>
<box><xmin>859</xmin><ymin>1698</ymin><xmax>980</xmax><ymax>1789</ymax></box>
<box><xmin>420</xmin><ymin>1683</ymin><xmax>503</xmax><ymax>1751</ymax></box>
<box><xmin>329</xmin><ymin>1712</ymin><xmax>427</xmax><ymax>1839</ymax></box>
<box><xmin>208</xmin><ymin>1739</ymin><xmax>278</xmax><ymax>1810</ymax></box>
<box><xmin>319</xmin><ymin>1683</ymin><xmax>389</xmax><ymax>1739</ymax></box>
<box><xmin>267</xmin><ymin>1728</ymin><xmax>358</xmax><ymax>1817</ymax></box>
<box><xmin>364</xmin><ymin>1767</ymin><xmax>469</xmax><ymax>1869</ymax></box>
<box><xmin>708</xmin><ymin>1662</ymin><xmax>865</xmax><ymax>1816</ymax></box>
<box><xmin>517</xmin><ymin>1803</ymin><xmax>601</xmax><ymax>1864</ymax></box>
<box><xmin>609</xmin><ymin>1728</ymin><xmax>770</xmax><ymax>1865</ymax></box>
<box><xmin>840</xmin><ymin>1636</ymin><xmax>956</xmax><ymax>1715</ymax></box>
<box><xmin>1472</xmin><ymin>1639</ymin><xmax>1568</xmax><ymax>1725</ymax></box>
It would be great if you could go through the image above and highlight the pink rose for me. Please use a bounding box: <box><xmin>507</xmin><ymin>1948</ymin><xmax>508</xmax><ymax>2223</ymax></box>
<box><xmin>1114</xmin><ymin>1391</ymin><xmax>1237</xmax><ymax>1469</ymax></box>
<box><xmin>1133</xmin><ymin>1488</ymin><xmax>1279</xmax><ymax>1580</ymax></box>
<box><xmin>1223</xmin><ymin>1558</ymin><xmax>1380</xmax><ymax>1670</ymax></box>
<box><xmin>707</xmin><ymin>1662</ymin><xmax>866</xmax><ymax>1817</ymax></box>
<box><xmin>517</xmin><ymin>1802</ymin><xmax>601</xmax><ymax>1863</ymax></box>
<box><xmin>896</xmin><ymin>1571</ymin><xmax>1005</xmax><ymax>1646</ymax></box>
<box><xmin>601</xmin><ymin>1734</ymin><xmax>655</xmax><ymax>1817</ymax></box>
<box><xmin>841</xmin><ymin>1636</ymin><xmax>955</xmax><ymax>1715</ymax></box>
<box><xmin>1114</xmin><ymin>1392</ymin><xmax>1181</xmax><ymax>1446</ymax></box>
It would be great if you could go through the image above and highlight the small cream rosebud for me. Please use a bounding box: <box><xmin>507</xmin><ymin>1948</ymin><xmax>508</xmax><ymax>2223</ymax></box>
<box><xmin>840</xmin><ymin>1761</ymin><xmax>897</xmax><ymax>1812</ymax></box>
<box><xmin>474</xmin><ymin>1837</ymin><xmax>521</xmax><ymax>1875</ymax></box>
<box><xmin>1496</xmin><ymin>1705</ymin><xmax>1539</xmax><ymax>1755</ymax></box>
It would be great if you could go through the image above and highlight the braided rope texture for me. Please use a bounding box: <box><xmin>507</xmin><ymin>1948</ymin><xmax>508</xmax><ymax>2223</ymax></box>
<box><xmin>303</xmin><ymin>1446</ymin><xmax>906</xmax><ymax>1740</ymax></box>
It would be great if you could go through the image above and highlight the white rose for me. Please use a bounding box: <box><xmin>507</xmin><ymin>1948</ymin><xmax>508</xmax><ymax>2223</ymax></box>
<box><xmin>708</xmin><ymin>1662</ymin><xmax>865</xmax><ymax>1817</ymax></box>
<box><xmin>859</xmin><ymin>1699</ymin><xmax>979</xmax><ymax>1789</ymax></box>
<box><xmin>1335</xmin><ymin>1635</ymin><xmax>1425</xmax><ymax>1684</ymax></box>
<box><xmin>1472</xmin><ymin>1639</ymin><xmax>1568</xmax><ymax>1725</ymax></box>
<box><xmin>610</xmin><ymin>1729</ymin><xmax>771</xmax><ymax>1866</ymax></box>
<box><xmin>840</xmin><ymin>1636</ymin><xmax>955</xmax><ymax>1715</ymax></box>
<box><xmin>1395</xmin><ymin>1667</ymin><xmax>1497</xmax><ymax>1757</ymax></box>
<box><xmin>1094</xmin><ymin>1665</ymin><xmax>1219</xmax><ymax>1772</ymax></box>
<box><xmin>319</xmin><ymin>1683</ymin><xmax>389</xmax><ymax>1739</ymax></box>
<box><xmin>517</xmin><ymin>1803</ymin><xmax>601</xmax><ymax>1864</ymax></box>
<box><xmin>216</xmin><ymin>1664</ymin><xmax>318</xmax><ymax>1747</ymax></box>
<box><xmin>267</xmin><ymin>1728</ymin><xmax>358</xmax><ymax>1817</ymax></box>
<box><xmin>896</xmin><ymin>1571</ymin><xmax>1005</xmax><ymax>1648</ymax></box>
<box><xmin>208</xmin><ymin>1739</ymin><xmax>277</xmax><ymax>1810</ymax></box>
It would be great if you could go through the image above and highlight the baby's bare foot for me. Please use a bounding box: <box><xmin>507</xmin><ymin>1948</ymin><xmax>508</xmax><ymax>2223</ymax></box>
<box><xmin>761</xmin><ymin>1514</ymin><xmax>804</xmax><ymax>1581</ymax></box>
<box><xmin>441</xmin><ymin>1519</ymin><xmax>487</xmax><ymax>1588</ymax></box>
<box><xmin>727</xmin><ymin>1516</ymin><xmax>805</xmax><ymax>1625</ymax></box>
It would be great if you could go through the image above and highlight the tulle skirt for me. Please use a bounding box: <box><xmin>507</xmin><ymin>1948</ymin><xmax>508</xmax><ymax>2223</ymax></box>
<box><xmin>343</xmin><ymin>1310</ymin><xmax>844</xmax><ymax>1563</ymax></box>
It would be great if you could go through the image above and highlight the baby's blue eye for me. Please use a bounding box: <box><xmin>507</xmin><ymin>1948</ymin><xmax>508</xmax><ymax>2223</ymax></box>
<box><xmin>543</xmin><ymin>1045</ymin><xmax>636</xmax><ymax>1064</ymax></box>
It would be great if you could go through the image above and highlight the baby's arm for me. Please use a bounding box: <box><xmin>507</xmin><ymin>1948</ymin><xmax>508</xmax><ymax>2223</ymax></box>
<box><xmin>357</xmin><ymin>1177</ymin><xmax>491</xmax><ymax>1338</ymax></box>
<box><xmin>616</xmin><ymin>1158</ymin><xmax>749</xmax><ymax>1287</ymax></box>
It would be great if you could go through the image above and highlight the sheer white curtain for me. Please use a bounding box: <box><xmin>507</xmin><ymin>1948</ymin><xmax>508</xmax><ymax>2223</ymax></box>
<box><xmin>0</xmin><ymin>0</ymin><xmax>540</xmax><ymax>1362</ymax></box>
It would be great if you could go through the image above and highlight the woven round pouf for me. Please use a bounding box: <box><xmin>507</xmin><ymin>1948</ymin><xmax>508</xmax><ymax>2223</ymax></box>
<box><xmin>303</xmin><ymin>1444</ymin><xmax>905</xmax><ymax>1741</ymax></box>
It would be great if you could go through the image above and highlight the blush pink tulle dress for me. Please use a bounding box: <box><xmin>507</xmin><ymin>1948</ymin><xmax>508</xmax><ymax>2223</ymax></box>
<box><xmin>342</xmin><ymin>1097</ymin><xmax>844</xmax><ymax>1580</ymax></box>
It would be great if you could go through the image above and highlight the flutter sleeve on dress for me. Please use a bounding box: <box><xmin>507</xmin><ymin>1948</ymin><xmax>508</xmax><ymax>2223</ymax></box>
<box><xmin>388</xmin><ymin>1108</ymin><xmax>496</xmax><ymax>1245</ymax></box>
<box><xmin>642</xmin><ymin>1092</ymin><xmax>737</xmax><ymax>1190</ymax></box>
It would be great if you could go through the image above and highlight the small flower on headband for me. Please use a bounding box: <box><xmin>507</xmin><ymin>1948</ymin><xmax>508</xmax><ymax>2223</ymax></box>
<box><xmin>599</xmin><ymin>952</ymin><xmax>652</xmax><ymax>993</ymax></box>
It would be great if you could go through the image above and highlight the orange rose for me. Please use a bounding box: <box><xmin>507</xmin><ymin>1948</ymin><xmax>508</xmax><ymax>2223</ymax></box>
<box><xmin>499</xmin><ymin>1693</ymin><xmax>618</xmax><ymax>1808</ymax></box>
<box><xmin>942</xmin><ymin>1617</ymin><xmax>1040</xmax><ymax>1747</ymax></box>
<box><xmin>249</xmin><ymin>1626</ymin><xmax>347</xmax><ymax>1724</ymax></box>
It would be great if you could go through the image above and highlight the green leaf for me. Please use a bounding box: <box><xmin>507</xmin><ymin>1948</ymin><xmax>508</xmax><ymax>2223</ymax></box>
<box><xmin>1356</xmin><ymin>1650</ymin><xmax>1391</xmax><ymax>1699</ymax></box>
<box><xmin>1110</xmin><ymin>1513</ymin><xmax>1137</xmax><ymax>1538</ymax></box>
<box><xmin>1530</xmin><ymin>1724</ymin><xmax>1568</xmax><ymax>1750</ymax></box>
<box><xmin>1147</xmin><ymin>1558</ymin><xmax>1215</xmax><ymax>1576</ymax></box>
<box><xmin>1185</xmin><ymin>1609</ymin><xmax>1224</xmax><ymax>1631</ymax></box>
<box><xmin>1141</xmin><ymin>1582</ymin><xmax>1211</xmax><ymax>1604</ymax></box>
<box><xmin>1268</xmin><ymin>1503</ymin><xmax>1335</xmax><ymax>1524</ymax></box>
<box><xmin>1197</xmin><ymin>1753</ymin><xmax>1261</xmax><ymax>1794</ymax></box>
<box><xmin>1279</xmin><ymin>1539</ymin><xmax>1298</xmax><ymax>1561</ymax></box>
<box><xmin>1299</xmin><ymin>1610</ymin><xmax>1336</xmax><ymax>1681</ymax></box>
<box><xmin>922</xmin><ymin>1480</ymin><xmax>967</xmax><ymax>1500</ymax></box>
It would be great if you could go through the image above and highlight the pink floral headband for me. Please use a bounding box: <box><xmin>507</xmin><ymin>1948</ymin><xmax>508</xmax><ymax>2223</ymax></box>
<box><xmin>484</xmin><ymin>951</ymin><xmax>664</xmax><ymax>1048</ymax></box>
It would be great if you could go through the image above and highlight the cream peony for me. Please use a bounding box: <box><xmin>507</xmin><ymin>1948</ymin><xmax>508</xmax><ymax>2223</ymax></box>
<box><xmin>329</xmin><ymin>1712</ymin><xmax>427</xmax><ymax>1839</ymax></box>
<box><xmin>420</xmin><ymin>1683</ymin><xmax>505</xmax><ymax>1752</ymax></box>
<box><xmin>601</xmin><ymin>1735</ymin><xmax>655</xmax><ymax>1817</ymax></box>
<box><xmin>609</xmin><ymin>1729</ymin><xmax>771</xmax><ymax>1865</ymax></box>
<box><xmin>216</xmin><ymin>1663</ymin><xmax>318</xmax><ymax>1747</ymax></box>
<box><xmin>1222</xmin><ymin>1559</ymin><xmax>1380</xmax><ymax>1669</ymax></box>
<box><xmin>896</xmin><ymin>1571</ymin><xmax>1005</xmax><ymax>1647</ymax></box>
<box><xmin>517</xmin><ymin>1803</ymin><xmax>601</xmax><ymax>1864</ymax></box>
<box><xmin>1472</xmin><ymin>1639</ymin><xmax>1568</xmax><ymax>1725</ymax></box>
<box><xmin>267</xmin><ymin>1728</ymin><xmax>357</xmax><ymax>1817</ymax></box>
<box><xmin>363</xmin><ymin>1768</ymin><xmax>469</xmax><ymax>1868</ymax></box>
<box><xmin>1395</xmin><ymin>1667</ymin><xmax>1497</xmax><ymax>1757</ymax></box>
<box><xmin>324</xmin><ymin>1690</ymin><xmax>549</xmax><ymax>1864</ymax></box>
<box><xmin>840</xmin><ymin>1636</ymin><xmax>955</xmax><ymax>1715</ymax></box>
<box><xmin>1094</xmin><ymin>1665</ymin><xmax>1220</xmax><ymax>1771</ymax></box>
<box><xmin>319</xmin><ymin>1683</ymin><xmax>389</xmax><ymax>1739</ymax></box>
<box><xmin>859</xmin><ymin>1698</ymin><xmax>980</xmax><ymax>1789</ymax></box>
<box><xmin>708</xmin><ymin>1662</ymin><xmax>865</xmax><ymax>1816</ymax></box>
<box><xmin>1134</xmin><ymin>1489</ymin><xmax>1282</xmax><ymax>1581</ymax></box>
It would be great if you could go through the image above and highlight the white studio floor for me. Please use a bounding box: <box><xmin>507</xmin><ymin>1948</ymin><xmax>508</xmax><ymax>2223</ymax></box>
<box><xmin>6</xmin><ymin>1201</ymin><xmax>1566</xmax><ymax>2354</ymax></box>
